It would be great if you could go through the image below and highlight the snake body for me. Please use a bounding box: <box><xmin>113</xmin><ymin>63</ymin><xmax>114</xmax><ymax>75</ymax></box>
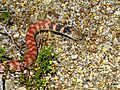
<box><xmin>0</xmin><ymin>20</ymin><xmax>75</xmax><ymax>73</ymax></box>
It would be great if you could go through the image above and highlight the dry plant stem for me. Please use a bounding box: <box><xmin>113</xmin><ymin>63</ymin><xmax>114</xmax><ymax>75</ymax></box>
<box><xmin>0</xmin><ymin>25</ymin><xmax>23</xmax><ymax>55</ymax></box>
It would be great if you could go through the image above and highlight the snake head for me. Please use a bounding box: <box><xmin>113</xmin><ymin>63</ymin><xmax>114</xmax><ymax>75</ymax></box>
<box><xmin>70</xmin><ymin>28</ymin><xmax>83</xmax><ymax>41</ymax></box>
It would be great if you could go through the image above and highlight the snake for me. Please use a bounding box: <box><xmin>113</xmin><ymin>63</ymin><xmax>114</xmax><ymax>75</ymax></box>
<box><xmin>0</xmin><ymin>19</ymin><xmax>79</xmax><ymax>73</ymax></box>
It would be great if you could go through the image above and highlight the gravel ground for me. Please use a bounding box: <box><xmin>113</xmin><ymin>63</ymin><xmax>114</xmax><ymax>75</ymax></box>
<box><xmin>0</xmin><ymin>0</ymin><xmax>120</xmax><ymax>90</ymax></box>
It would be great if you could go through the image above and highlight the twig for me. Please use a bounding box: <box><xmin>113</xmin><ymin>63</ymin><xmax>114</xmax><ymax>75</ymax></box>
<box><xmin>38</xmin><ymin>29</ymin><xmax>78</xmax><ymax>41</ymax></box>
<box><xmin>0</xmin><ymin>24</ymin><xmax>23</xmax><ymax>56</ymax></box>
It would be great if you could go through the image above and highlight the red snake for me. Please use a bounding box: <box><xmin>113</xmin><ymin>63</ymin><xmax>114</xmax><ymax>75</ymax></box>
<box><xmin>0</xmin><ymin>19</ymin><xmax>76</xmax><ymax>73</ymax></box>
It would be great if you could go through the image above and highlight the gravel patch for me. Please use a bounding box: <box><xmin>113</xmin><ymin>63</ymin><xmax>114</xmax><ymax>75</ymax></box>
<box><xmin>0</xmin><ymin>0</ymin><xmax>120</xmax><ymax>90</ymax></box>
